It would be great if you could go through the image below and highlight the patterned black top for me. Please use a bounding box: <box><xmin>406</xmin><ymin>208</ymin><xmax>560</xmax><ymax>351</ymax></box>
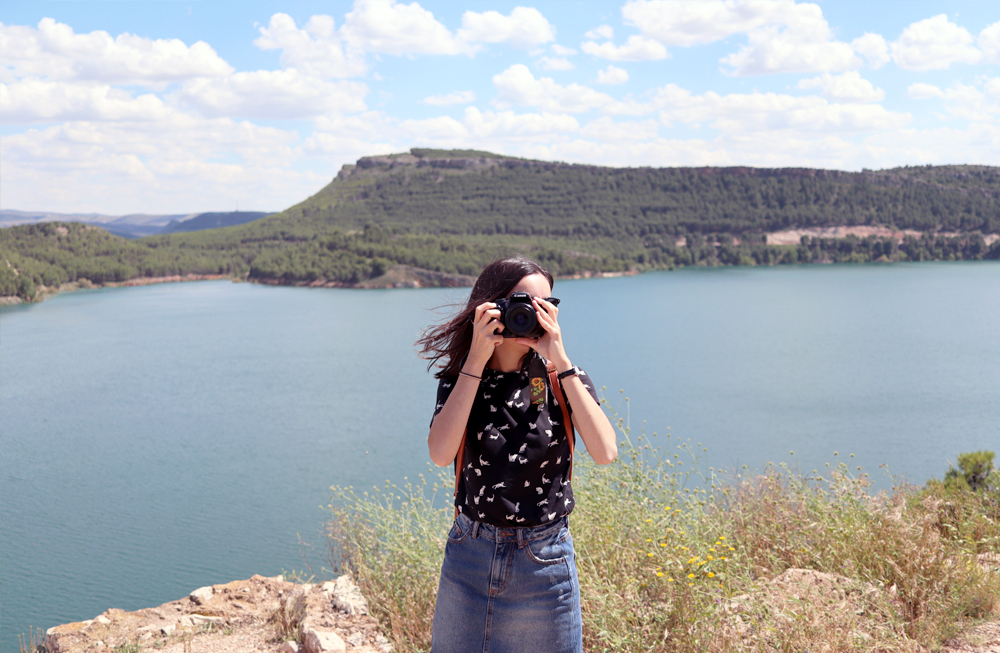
<box><xmin>431</xmin><ymin>353</ymin><xmax>600</xmax><ymax>527</ymax></box>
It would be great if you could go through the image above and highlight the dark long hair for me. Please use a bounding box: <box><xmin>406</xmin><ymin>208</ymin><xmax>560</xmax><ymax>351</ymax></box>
<box><xmin>417</xmin><ymin>256</ymin><xmax>554</xmax><ymax>378</ymax></box>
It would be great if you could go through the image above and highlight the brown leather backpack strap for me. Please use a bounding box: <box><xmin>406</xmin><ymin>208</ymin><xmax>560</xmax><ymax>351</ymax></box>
<box><xmin>546</xmin><ymin>361</ymin><xmax>575</xmax><ymax>480</ymax></box>
<box><xmin>453</xmin><ymin>429</ymin><xmax>467</xmax><ymax>520</ymax></box>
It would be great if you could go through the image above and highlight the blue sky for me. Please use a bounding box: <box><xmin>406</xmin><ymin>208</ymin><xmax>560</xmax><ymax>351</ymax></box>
<box><xmin>2</xmin><ymin>0</ymin><xmax>999</xmax><ymax>215</ymax></box>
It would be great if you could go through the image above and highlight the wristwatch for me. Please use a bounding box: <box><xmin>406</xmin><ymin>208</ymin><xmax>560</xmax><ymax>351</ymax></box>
<box><xmin>557</xmin><ymin>365</ymin><xmax>581</xmax><ymax>380</ymax></box>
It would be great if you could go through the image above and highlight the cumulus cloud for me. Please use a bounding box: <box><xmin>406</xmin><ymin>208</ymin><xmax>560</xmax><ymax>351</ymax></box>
<box><xmin>0</xmin><ymin>18</ymin><xmax>233</xmax><ymax>85</ymax></box>
<box><xmin>341</xmin><ymin>0</ymin><xmax>476</xmax><ymax>56</ymax></box>
<box><xmin>492</xmin><ymin>64</ymin><xmax>642</xmax><ymax>114</ymax></box>
<box><xmin>584</xmin><ymin>25</ymin><xmax>614</xmax><ymax>40</ymax></box>
<box><xmin>621</xmin><ymin>0</ymin><xmax>774</xmax><ymax>47</ymax></box>
<box><xmin>1</xmin><ymin>115</ymin><xmax>309</xmax><ymax>214</ymax></box>
<box><xmin>595</xmin><ymin>65</ymin><xmax>629</xmax><ymax>85</ymax></box>
<box><xmin>581</xmin><ymin>35</ymin><xmax>668</xmax><ymax>61</ymax></box>
<box><xmin>456</xmin><ymin>6</ymin><xmax>555</xmax><ymax>48</ymax></box>
<box><xmin>580</xmin><ymin>116</ymin><xmax>658</xmax><ymax>141</ymax></box>
<box><xmin>654</xmin><ymin>84</ymin><xmax>910</xmax><ymax>134</ymax></box>
<box><xmin>537</xmin><ymin>57</ymin><xmax>575</xmax><ymax>71</ymax></box>
<box><xmin>851</xmin><ymin>33</ymin><xmax>890</xmax><ymax>69</ymax></box>
<box><xmin>797</xmin><ymin>71</ymin><xmax>884</xmax><ymax>103</ymax></box>
<box><xmin>422</xmin><ymin>90</ymin><xmax>476</xmax><ymax>106</ymax></box>
<box><xmin>890</xmin><ymin>15</ymin><xmax>982</xmax><ymax>71</ymax></box>
<box><xmin>254</xmin><ymin>13</ymin><xmax>367</xmax><ymax>79</ymax></box>
<box><xmin>980</xmin><ymin>21</ymin><xmax>1000</xmax><ymax>64</ymax></box>
<box><xmin>906</xmin><ymin>80</ymin><xmax>998</xmax><ymax>123</ymax></box>
<box><xmin>177</xmin><ymin>70</ymin><xmax>368</xmax><ymax>119</ymax></box>
<box><xmin>1</xmin><ymin>79</ymin><xmax>176</xmax><ymax>123</ymax></box>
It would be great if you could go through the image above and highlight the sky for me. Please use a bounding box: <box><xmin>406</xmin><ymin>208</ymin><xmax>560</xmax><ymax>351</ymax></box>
<box><xmin>2</xmin><ymin>0</ymin><xmax>999</xmax><ymax>215</ymax></box>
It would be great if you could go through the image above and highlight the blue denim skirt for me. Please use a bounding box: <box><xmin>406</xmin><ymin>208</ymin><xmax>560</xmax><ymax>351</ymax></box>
<box><xmin>430</xmin><ymin>512</ymin><xmax>583</xmax><ymax>653</ymax></box>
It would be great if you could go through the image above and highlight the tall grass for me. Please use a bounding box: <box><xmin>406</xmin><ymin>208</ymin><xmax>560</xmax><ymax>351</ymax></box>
<box><xmin>326</xmin><ymin>399</ymin><xmax>1000</xmax><ymax>652</ymax></box>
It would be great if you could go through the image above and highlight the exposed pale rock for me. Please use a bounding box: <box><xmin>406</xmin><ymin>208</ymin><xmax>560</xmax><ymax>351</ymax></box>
<box><xmin>331</xmin><ymin>574</ymin><xmax>369</xmax><ymax>615</ymax></box>
<box><xmin>278</xmin><ymin>641</ymin><xmax>300</xmax><ymax>653</ymax></box>
<box><xmin>95</xmin><ymin>615</ymin><xmax>111</xmax><ymax>625</ymax></box>
<box><xmin>190</xmin><ymin>586</ymin><xmax>214</xmax><ymax>604</ymax></box>
<box><xmin>303</xmin><ymin>627</ymin><xmax>346</xmax><ymax>653</ymax></box>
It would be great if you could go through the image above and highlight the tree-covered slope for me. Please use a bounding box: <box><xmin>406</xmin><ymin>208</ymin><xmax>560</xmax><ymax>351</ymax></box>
<box><xmin>3</xmin><ymin>149</ymin><xmax>999</xmax><ymax>302</ymax></box>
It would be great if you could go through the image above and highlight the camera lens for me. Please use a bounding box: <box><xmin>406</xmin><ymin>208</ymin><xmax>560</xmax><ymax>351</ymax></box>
<box><xmin>506</xmin><ymin>304</ymin><xmax>537</xmax><ymax>336</ymax></box>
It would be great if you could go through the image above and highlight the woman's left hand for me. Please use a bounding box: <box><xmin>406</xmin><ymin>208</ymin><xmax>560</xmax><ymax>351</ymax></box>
<box><xmin>514</xmin><ymin>297</ymin><xmax>569</xmax><ymax>367</ymax></box>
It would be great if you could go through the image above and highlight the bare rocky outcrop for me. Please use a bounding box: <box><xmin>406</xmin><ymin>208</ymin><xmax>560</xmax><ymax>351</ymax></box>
<box><xmin>45</xmin><ymin>574</ymin><xmax>390</xmax><ymax>653</ymax></box>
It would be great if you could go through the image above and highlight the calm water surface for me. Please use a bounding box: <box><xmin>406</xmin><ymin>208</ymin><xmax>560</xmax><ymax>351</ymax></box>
<box><xmin>2</xmin><ymin>263</ymin><xmax>998</xmax><ymax>651</ymax></box>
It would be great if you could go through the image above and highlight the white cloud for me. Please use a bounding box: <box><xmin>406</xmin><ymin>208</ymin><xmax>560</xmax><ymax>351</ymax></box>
<box><xmin>1</xmin><ymin>79</ymin><xmax>174</xmax><ymax>123</ymax></box>
<box><xmin>595</xmin><ymin>65</ymin><xmax>629</xmax><ymax>85</ymax></box>
<box><xmin>654</xmin><ymin>84</ymin><xmax>910</xmax><ymax>134</ymax></box>
<box><xmin>0</xmin><ymin>18</ymin><xmax>233</xmax><ymax>85</ymax></box>
<box><xmin>621</xmin><ymin>0</ymin><xmax>774</xmax><ymax>47</ymax></box>
<box><xmin>1</xmin><ymin>116</ymin><xmax>308</xmax><ymax>214</ymax></box>
<box><xmin>177</xmin><ymin>70</ymin><xmax>368</xmax><ymax>119</ymax></box>
<box><xmin>254</xmin><ymin>13</ymin><xmax>367</xmax><ymax>79</ymax></box>
<box><xmin>584</xmin><ymin>25</ymin><xmax>614</xmax><ymax>40</ymax></box>
<box><xmin>551</xmin><ymin>44</ymin><xmax>578</xmax><ymax>56</ymax></box>
<box><xmin>463</xmin><ymin>107</ymin><xmax>579</xmax><ymax>139</ymax></box>
<box><xmin>980</xmin><ymin>21</ymin><xmax>1000</xmax><ymax>64</ymax></box>
<box><xmin>341</xmin><ymin>0</ymin><xmax>476</xmax><ymax>56</ymax></box>
<box><xmin>580</xmin><ymin>116</ymin><xmax>658</xmax><ymax>141</ymax></box>
<box><xmin>422</xmin><ymin>90</ymin><xmax>476</xmax><ymax>106</ymax></box>
<box><xmin>797</xmin><ymin>71</ymin><xmax>884</xmax><ymax>103</ymax></box>
<box><xmin>537</xmin><ymin>57</ymin><xmax>575</xmax><ymax>71</ymax></box>
<box><xmin>492</xmin><ymin>64</ymin><xmax>625</xmax><ymax>113</ymax></box>
<box><xmin>907</xmin><ymin>81</ymin><xmax>998</xmax><ymax>123</ymax></box>
<box><xmin>581</xmin><ymin>35</ymin><xmax>668</xmax><ymax>61</ymax></box>
<box><xmin>851</xmin><ymin>33</ymin><xmax>890</xmax><ymax>69</ymax></box>
<box><xmin>890</xmin><ymin>15</ymin><xmax>982</xmax><ymax>71</ymax></box>
<box><xmin>456</xmin><ymin>7</ymin><xmax>555</xmax><ymax>48</ymax></box>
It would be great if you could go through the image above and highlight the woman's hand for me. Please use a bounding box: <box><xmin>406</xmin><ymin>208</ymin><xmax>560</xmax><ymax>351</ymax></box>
<box><xmin>515</xmin><ymin>297</ymin><xmax>570</xmax><ymax>369</ymax></box>
<box><xmin>464</xmin><ymin>301</ymin><xmax>505</xmax><ymax>374</ymax></box>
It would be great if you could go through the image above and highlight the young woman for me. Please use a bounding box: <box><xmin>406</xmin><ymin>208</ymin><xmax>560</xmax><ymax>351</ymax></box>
<box><xmin>418</xmin><ymin>256</ymin><xmax>617</xmax><ymax>653</ymax></box>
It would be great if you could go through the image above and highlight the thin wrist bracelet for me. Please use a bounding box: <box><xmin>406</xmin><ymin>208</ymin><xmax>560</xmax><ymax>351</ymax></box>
<box><xmin>557</xmin><ymin>366</ymin><xmax>580</xmax><ymax>380</ymax></box>
<box><xmin>459</xmin><ymin>371</ymin><xmax>482</xmax><ymax>381</ymax></box>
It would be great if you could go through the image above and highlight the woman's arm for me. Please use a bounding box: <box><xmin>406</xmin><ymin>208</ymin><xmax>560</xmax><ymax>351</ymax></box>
<box><xmin>519</xmin><ymin>298</ymin><xmax>618</xmax><ymax>465</ymax></box>
<box><xmin>427</xmin><ymin>302</ymin><xmax>504</xmax><ymax>466</ymax></box>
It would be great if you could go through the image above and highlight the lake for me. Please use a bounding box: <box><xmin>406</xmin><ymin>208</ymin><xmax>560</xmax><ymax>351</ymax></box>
<box><xmin>2</xmin><ymin>262</ymin><xmax>998</xmax><ymax>652</ymax></box>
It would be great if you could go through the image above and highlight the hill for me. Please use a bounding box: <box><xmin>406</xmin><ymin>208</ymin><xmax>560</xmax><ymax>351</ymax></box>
<box><xmin>3</xmin><ymin>149</ymin><xmax>999</xmax><ymax>302</ymax></box>
<box><xmin>160</xmin><ymin>211</ymin><xmax>272</xmax><ymax>235</ymax></box>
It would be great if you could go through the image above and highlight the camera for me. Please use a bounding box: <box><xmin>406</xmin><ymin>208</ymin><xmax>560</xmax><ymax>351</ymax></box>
<box><xmin>495</xmin><ymin>292</ymin><xmax>560</xmax><ymax>339</ymax></box>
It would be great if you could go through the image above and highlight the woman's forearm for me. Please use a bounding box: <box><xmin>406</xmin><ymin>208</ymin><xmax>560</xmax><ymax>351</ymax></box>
<box><xmin>560</xmin><ymin>375</ymin><xmax>618</xmax><ymax>465</ymax></box>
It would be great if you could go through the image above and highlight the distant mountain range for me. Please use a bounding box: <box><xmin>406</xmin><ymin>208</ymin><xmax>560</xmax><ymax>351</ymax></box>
<box><xmin>0</xmin><ymin>209</ymin><xmax>272</xmax><ymax>238</ymax></box>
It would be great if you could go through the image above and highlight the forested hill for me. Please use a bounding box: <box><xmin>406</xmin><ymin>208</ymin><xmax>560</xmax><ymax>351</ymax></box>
<box><xmin>2</xmin><ymin>149</ymin><xmax>999</xmax><ymax>303</ymax></box>
<box><xmin>281</xmin><ymin>148</ymin><xmax>1000</xmax><ymax>237</ymax></box>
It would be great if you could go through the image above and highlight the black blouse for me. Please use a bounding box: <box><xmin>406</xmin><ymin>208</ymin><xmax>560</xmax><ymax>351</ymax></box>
<box><xmin>432</xmin><ymin>353</ymin><xmax>601</xmax><ymax>527</ymax></box>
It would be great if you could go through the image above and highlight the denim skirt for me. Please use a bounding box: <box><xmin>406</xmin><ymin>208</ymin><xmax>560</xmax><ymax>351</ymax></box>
<box><xmin>430</xmin><ymin>512</ymin><xmax>583</xmax><ymax>653</ymax></box>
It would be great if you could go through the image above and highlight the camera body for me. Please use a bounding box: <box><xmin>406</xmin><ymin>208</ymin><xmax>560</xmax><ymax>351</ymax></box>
<box><xmin>495</xmin><ymin>292</ymin><xmax>560</xmax><ymax>339</ymax></box>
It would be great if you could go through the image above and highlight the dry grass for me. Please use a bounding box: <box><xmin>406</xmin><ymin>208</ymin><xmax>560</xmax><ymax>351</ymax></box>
<box><xmin>325</xmin><ymin>401</ymin><xmax>1000</xmax><ymax>653</ymax></box>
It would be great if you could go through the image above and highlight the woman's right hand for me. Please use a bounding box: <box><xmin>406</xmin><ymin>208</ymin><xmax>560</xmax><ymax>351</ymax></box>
<box><xmin>465</xmin><ymin>301</ymin><xmax>504</xmax><ymax>373</ymax></box>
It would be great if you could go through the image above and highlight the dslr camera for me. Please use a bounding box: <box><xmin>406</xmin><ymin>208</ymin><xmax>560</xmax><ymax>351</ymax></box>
<box><xmin>495</xmin><ymin>292</ymin><xmax>561</xmax><ymax>339</ymax></box>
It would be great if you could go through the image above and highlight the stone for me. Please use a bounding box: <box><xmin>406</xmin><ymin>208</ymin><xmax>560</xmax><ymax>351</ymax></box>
<box><xmin>303</xmin><ymin>627</ymin><xmax>346</xmax><ymax>653</ymax></box>
<box><xmin>278</xmin><ymin>641</ymin><xmax>300</xmax><ymax>653</ymax></box>
<box><xmin>190</xmin><ymin>586</ymin><xmax>214</xmax><ymax>604</ymax></box>
<box><xmin>95</xmin><ymin>616</ymin><xmax>111</xmax><ymax>626</ymax></box>
<box><xmin>346</xmin><ymin>631</ymin><xmax>364</xmax><ymax>647</ymax></box>
<box><xmin>331</xmin><ymin>574</ymin><xmax>369</xmax><ymax>615</ymax></box>
<box><xmin>161</xmin><ymin>624</ymin><xmax>176</xmax><ymax>636</ymax></box>
<box><xmin>190</xmin><ymin>615</ymin><xmax>225</xmax><ymax>626</ymax></box>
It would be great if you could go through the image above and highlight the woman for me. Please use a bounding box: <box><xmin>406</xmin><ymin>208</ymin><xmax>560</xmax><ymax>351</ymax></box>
<box><xmin>418</xmin><ymin>256</ymin><xmax>617</xmax><ymax>653</ymax></box>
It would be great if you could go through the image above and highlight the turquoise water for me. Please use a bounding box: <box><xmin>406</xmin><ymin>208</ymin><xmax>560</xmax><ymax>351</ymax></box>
<box><xmin>2</xmin><ymin>263</ymin><xmax>998</xmax><ymax>651</ymax></box>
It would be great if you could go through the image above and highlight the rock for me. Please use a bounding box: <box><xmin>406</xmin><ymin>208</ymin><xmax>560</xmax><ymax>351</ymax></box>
<box><xmin>95</xmin><ymin>615</ymin><xmax>111</xmax><ymax>626</ymax></box>
<box><xmin>303</xmin><ymin>627</ymin><xmax>347</xmax><ymax>653</ymax></box>
<box><xmin>330</xmin><ymin>574</ymin><xmax>369</xmax><ymax>615</ymax></box>
<box><xmin>347</xmin><ymin>631</ymin><xmax>365</xmax><ymax>647</ymax></box>
<box><xmin>190</xmin><ymin>586</ymin><xmax>214</xmax><ymax>604</ymax></box>
<box><xmin>278</xmin><ymin>641</ymin><xmax>300</xmax><ymax>653</ymax></box>
<box><xmin>161</xmin><ymin>624</ymin><xmax>176</xmax><ymax>636</ymax></box>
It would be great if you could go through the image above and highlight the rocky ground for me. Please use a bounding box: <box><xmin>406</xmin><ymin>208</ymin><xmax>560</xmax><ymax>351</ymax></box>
<box><xmin>45</xmin><ymin>574</ymin><xmax>390</xmax><ymax>653</ymax></box>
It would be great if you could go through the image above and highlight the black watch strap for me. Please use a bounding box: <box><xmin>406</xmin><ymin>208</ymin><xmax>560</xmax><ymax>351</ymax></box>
<box><xmin>557</xmin><ymin>366</ymin><xmax>580</xmax><ymax>380</ymax></box>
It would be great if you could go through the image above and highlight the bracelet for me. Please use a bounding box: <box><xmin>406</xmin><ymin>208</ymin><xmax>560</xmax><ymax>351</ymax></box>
<box><xmin>557</xmin><ymin>366</ymin><xmax>580</xmax><ymax>380</ymax></box>
<box><xmin>459</xmin><ymin>371</ymin><xmax>482</xmax><ymax>381</ymax></box>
